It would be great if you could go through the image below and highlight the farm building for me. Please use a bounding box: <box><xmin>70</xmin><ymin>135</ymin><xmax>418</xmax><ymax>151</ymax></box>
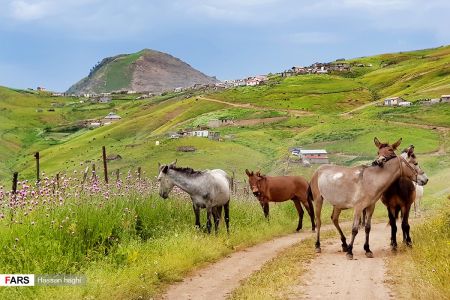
<box><xmin>189</xmin><ymin>130</ymin><xmax>209</xmax><ymax>137</ymax></box>
<box><xmin>441</xmin><ymin>95</ymin><xmax>450</xmax><ymax>102</ymax></box>
<box><xmin>104</xmin><ymin>112</ymin><xmax>121</xmax><ymax>121</ymax></box>
<box><xmin>300</xmin><ymin>149</ymin><xmax>329</xmax><ymax>164</ymax></box>
<box><xmin>384</xmin><ymin>97</ymin><xmax>404</xmax><ymax>106</ymax></box>
<box><xmin>398</xmin><ymin>101</ymin><xmax>412</xmax><ymax>107</ymax></box>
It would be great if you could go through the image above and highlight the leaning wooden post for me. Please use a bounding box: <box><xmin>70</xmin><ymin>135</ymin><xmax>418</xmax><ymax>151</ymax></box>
<box><xmin>56</xmin><ymin>173</ymin><xmax>60</xmax><ymax>189</ymax></box>
<box><xmin>116</xmin><ymin>169</ymin><xmax>120</xmax><ymax>182</ymax></box>
<box><xmin>81</xmin><ymin>166</ymin><xmax>89</xmax><ymax>190</ymax></box>
<box><xmin>12</xmin><ymin>172</ymin><xmax>18</xmax><ymax>195</ymax></box>
<box><xmin>137</xmin><ymin>167</ymin><xmax>142</xmax><ymax>181</ymax></box>
<box><xmin>102</xmin><ymin>146</ymin><xmax>108</xmax><ymax>183</ymax></box>
<box><xmin>34</xmin><ymin>152</ymin><xmax>40</xmax><ymax>183</ymax></box>
<box><xmin>91</xmin><ymin>163</ymin><xmax>97</xmax><ymax>182</ymax></box>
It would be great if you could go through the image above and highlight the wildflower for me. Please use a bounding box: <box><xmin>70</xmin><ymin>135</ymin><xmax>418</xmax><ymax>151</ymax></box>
<box><xmin>15</xmin><ymin>237</ymin><xmax>19</xmax><ymax>242</ymax></box>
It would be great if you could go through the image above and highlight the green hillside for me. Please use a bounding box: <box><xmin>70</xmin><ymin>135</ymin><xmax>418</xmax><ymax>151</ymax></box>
<box><xmin>1</xmin><ymin>45</ymin><xmax>450</xmax><ymax>185</ymax></box>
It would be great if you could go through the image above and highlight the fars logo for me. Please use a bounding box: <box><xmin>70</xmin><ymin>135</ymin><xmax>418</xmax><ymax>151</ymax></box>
<box><xmin>0</xmin><ymin>274</ymin><xmax>35</xmax><ymax>286</ymax></box>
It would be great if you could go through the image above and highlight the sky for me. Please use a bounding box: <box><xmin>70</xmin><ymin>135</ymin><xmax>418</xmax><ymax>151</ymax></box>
<box><xmin>0</xmin><ymin>0</ymin><xmax>449</xmax><ymax>92</ymax></box>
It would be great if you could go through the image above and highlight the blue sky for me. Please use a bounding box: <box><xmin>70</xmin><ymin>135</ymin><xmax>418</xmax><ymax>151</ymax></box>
<box><xmin>0</xmin><ymin>0</ymin><xmax>449</xmax><ymax>91</ymax></box>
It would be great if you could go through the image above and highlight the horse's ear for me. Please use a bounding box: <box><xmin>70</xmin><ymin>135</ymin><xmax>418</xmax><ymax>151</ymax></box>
<box><xmin>245</xmin><ymin>169</ymin><xmax>252</xmax><ymax>176</ymax></box>
<box><xmin>374</xmin><ymin>137</ymin><xmax>381</xmax><ymax>148</ymax></box>
<box><xmin>392</xmin><ymin>138</ymin><xmax>402</xmax><ymax>150</ymax></box>
<box><xmin>158</xmin><ymin>162</ymin><xmax>161</xmax><ymax>168</ymax></box>
<box><xmin>170</xmin><ymin>159</ymin><xmax>177</xmax><ymax>167</ymax></box>
<box><xmin>162</xmin><ymin>165</ymin><xmax>169</xmax><ymax>174</ymax></box>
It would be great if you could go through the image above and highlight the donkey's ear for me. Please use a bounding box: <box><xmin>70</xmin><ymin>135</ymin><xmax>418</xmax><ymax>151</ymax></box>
<box><xmin>162</xmin><ymin>165</ymin><xmax>169</xmax><ymax>173</ymax></box>
<box><xmin>245</xmin><ymin>169</ymin><xmax>251</xmax><ymax>176</ymax></box>
<box><xmin>170</xmin><ymin>159</ymin><xmax>177</xmax><ymax>167</ymax></box>
<box><xmin>392</xmin><ymin>138</ymin><xmax>402</xmax><ymax>150</ymax></box>
<box><xmin>374</xmin><ymin>137</ymin><xmax>381</xmax><ymax>148</ymax></box>
<box><xmin>158</xmin><ymin>162</ymin><xmax>161</xmax><ymax>168</ymax></box>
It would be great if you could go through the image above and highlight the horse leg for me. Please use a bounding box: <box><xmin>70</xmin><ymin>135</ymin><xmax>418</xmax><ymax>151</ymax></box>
<box><xmin>206</xmin><ymin>207</ymin><xmax>212</xmax><ymax>234</ymax></box>
<box><xmin>303</xmin><ymin>195</ymin><xmax>316</xmax><ymax>231</ymax></box>
<box><xmin>359</xmin><ymin>208</ymin><xmax>366</xmax><ymax>228</ymax></box>
<box><xmin>363</xmin><ymin>204</ymin><xmax>376</xmax><ymax>258</ymax></box>
<box><xmin>193</xmin><ymin>204</ymin><xmax>201</xmax><ymax>229</ymax></box>
<box><xmin>401</xmin><ymin>204</ymin><xmax>413</xmax><ymax>247</ymax></box>
<box><xmin>293</xmin><ymin>198</ymin><xmax>304</xmax><ymax>231</ymax></box>
<box><xmin>213</xmin><ymin>206</ymin><xmax>222</xmax><ymax>234</ymax></box>
<box><xmin>330</xmin><ymin>206</ymin><xmax>347</xmax><ymax>252</ymax></box>
<box><xmin>224</xmin><ymin>201</ymin><xmax>230</xmax><ymax>234</ymax></box>
<box><xmin>314</xmin><ymin>196</ymin><xmax>323</xmax><ymax>253</ymax></box>
<box><xmin>260</xmin><ymin>201</ymin><xmax>270</xmax><ymax>220</ymax></box>
<box><xmin>347</xmin><ymin>207</ymin><xmax>363</xmax><ymax>260</ymax></box>
<box><xmin>388</xmin><ymin>207</ymin><xmax>398</xmax><ymax>251</ymax></box>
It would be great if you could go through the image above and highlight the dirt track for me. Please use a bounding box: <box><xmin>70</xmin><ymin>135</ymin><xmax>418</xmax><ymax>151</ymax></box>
<box><xmin>161</xmin><ymin>223</ymin><xmax>395</xmax><ymax>300</ymax></box>
<box><xmin>161</xmin><ymin>227</ymin><xmax>323</xmax><ymax>300</ymax></box>
<box><xmin>294</xmin><ymin>223</ymin><xmax>393</xmax><ymax>299</ymax></box>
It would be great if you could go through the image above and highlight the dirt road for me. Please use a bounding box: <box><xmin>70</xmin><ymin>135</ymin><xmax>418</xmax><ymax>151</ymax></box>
<box><xmin>161</xmin><ymin>228</ymin><xmax>323</xmax><ymax>300</ymax></box>
<box><xmin>295</xmin><ymin>223</ymin><xmax>394</xmax><ymax>299</ymax></box>
<box><xmin>197</xmin><ymin>96</ymin><xmax>313</xmax><ymax>117</ymax></box>
<box><xmin>161</xmin><ymin>223</ymin><xmax>395</xmax><ymax>300</ymax></box>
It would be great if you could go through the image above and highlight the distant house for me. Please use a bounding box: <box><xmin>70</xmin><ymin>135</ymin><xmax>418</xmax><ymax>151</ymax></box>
<box><xmin>168</xmin><ymin>132</ymin><xmax>180</xmax><ymax>139</ymax></box>
<box><xmin>37</xmin><ymin>86</ymin><xmax>46</xmax><ymax>91</ymax></box>
<box><xmin>104</xmin><ymin>112</ymin><xmax>121</xmax><ymax>120</ymax></box>
<box><xmin>127</xmin><ymin>90</ymin><xmax>137</xmax><ymax>94</ymax></box>
<box><xmin>190</xmin><ymin>130</ymin><xmax>209</xmax><ymax>137</ymax></box>
<box><xmin>384</xmin><ymin>97</ymin><xmax>403</xmax><ymax>106</ymax></box>
<box><xmin>89</xmin><ymin>122</ymin><xmax>102</xmax><ymax>128</ymax></box>
<box><xmin>174</xmin><ymin>87</ymin><xmax>183</xmax><ymax>92</ymax></box>
<box><xmin>441</xmin><ymin>95</ymin><xmax>450</xmax><ymax>102</ymax></box>
<box><xmin>398</xmin><ymin>101</ymin><xmax>412</xmax><ymax>107</ymax></box>
<box><xmin>299</xmin><ymin>149</ymin><xmax>329</xmax><ymax>164</ymax></box>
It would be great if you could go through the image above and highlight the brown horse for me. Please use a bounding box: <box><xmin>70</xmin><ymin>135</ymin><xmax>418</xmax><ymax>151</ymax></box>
<box><xmin>379</xmin><ymin>145</ymin><xmax>429</xmax><ymax>250</ymax></box>
<box><xmin>245</xmin><ymin>169</ymin><xmax>315</xmax><ymax>231</ymax></box>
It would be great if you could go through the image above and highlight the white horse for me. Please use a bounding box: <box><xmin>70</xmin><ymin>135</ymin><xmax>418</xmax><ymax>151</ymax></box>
<box><xmin>157</xmin><ymin>160</ymin><xmax>230</xmax><ymax>233</ymax></box>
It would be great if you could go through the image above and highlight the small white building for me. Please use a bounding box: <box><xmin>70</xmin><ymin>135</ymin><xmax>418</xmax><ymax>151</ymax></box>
<box><xmin>441</xmin><ymin>95</ymin><xmax>450</xmax><ymax>102</ymax></box>
<box><xmin>174</xmin><ymin>87</ymin><xmax>183</xmax><ymax>92</ymax></box>
<box><xmin>398</xmin><ymin>101</ymin><xmax>412</xmax><ymax>107</ymax></box>
<box><xmin>190</xmin><ymin>130</ymin><xmax>209</xmax><ymax>137</ymax></box>
<box><xmin>384</xmin><ymin>97</ymin><xmax>403</xmax><ymax>106</ymax></box>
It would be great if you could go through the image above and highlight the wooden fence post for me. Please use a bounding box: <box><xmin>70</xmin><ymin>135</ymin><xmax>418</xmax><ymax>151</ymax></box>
<box><xmin>34</xmin><ymin>152</ymin><xmax>40</xmax><ymax>183</ymax></box>
<box><xmin>81</xmin><ymin>166</ymin><xmax>89</xmax><ymax>189</ymax></box>
<box><xmin>116</xmin><ymin>169</ymin><xmax>120</xmax><ymax>182</ymax></box>
<box><xmin>56</xmin><ymin>173</ymin><xmax>60</xmax><ymax>189</ymax></box>
<box><xmin>102</xmin><ymin>146</ymin><xmax>108</xmax><ymax>184</ymax></box>
<box><xmin>91</xmin><ymin>163</ymin><xmax>97</xmax><ymax>182</ymax></box>
<box><xmin>12</xmin><ymin>172</ymin><xmax>18</xmax><ymax>195</ymax></box>
<box><xmin>138</xmin><ymin>167</ymin><xmax>142</xmax><ymax>181</ymax></box>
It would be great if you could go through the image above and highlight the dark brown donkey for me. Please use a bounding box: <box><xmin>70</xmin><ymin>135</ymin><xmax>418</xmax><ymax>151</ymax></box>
<box><xmin>245</xmin><ymin>169</ymin><xmax>315</xmax><ymax>231</ymax></box>
<box><xmin>376</xmin><ymin>144</ymin><xmax>429</xmax><ymax>250</ymax></box>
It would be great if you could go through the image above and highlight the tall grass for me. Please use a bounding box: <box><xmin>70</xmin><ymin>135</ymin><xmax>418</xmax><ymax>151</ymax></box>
<box><xmin>0</xmin><ymin>185</ymin><xmax>312</xmax><ymax>299</ymax></box>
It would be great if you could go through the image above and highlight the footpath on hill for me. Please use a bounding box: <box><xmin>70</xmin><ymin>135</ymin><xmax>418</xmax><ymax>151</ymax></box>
<box><xmin>197</xmin><ymin>96</ymin><xmax>313</xmax><ymax>117</ymax></box>
<box><xmin>160</xmin><ymin>223</ymin><xmax>394</xmax><ymax>300</ymax></box>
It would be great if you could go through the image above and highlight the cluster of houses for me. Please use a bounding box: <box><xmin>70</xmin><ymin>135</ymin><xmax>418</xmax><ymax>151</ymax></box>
<box><xmin>291</xmin><ymin>148</ymin><xmax>329</xmax><ymax>164</ymax></box>
<box><xmin>383</xmin><ymin>95</ymin><xmax>450</xmax><ymax>107</ymax></box>
<box><xmin>88</xmin><ymin>112</ymin><xmax>122</xmax><ymax>128</ymax></box>
<box><xmin>281</xmin><ymin>62</ymin><xmax>355</xmax><ymax>77</ymax></box>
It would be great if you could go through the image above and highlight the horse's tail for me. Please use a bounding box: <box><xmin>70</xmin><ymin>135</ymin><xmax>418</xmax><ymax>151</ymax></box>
<box><xmin>307</xmin><ymin>184</ymin><xmax>314</xmax><ymax>204</ymax></box>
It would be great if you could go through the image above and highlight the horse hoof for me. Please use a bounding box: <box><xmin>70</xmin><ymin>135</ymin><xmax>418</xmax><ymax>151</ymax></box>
<box><xmin>311</xmin><ymin>229</ymin><xmax>316</xmax><ymax>232</ymax></box>
<box><xmin>346</xmin><ymin>253</ymin><xmax>353</xmax><ymax>260</ymax></box>
<box><xmin>315</xmin><ymin>247</ymin><xmax>321</xmax><ymax>253</ymax></box>
<box><xmin>391</xmin><ymin>246</ymin><xmax>397</xmax><ymax>252</ymax></box>
<box><xmin>365</xmin><ymin>252</ymin><xmax>374</xmax><ymax>258</ymax></box>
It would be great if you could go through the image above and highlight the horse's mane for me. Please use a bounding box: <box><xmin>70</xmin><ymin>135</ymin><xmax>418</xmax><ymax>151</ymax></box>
<box><xmin>169</xmin><ymin>166</ymin><xmax>203</xmax><ymax>176</ymax></box>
